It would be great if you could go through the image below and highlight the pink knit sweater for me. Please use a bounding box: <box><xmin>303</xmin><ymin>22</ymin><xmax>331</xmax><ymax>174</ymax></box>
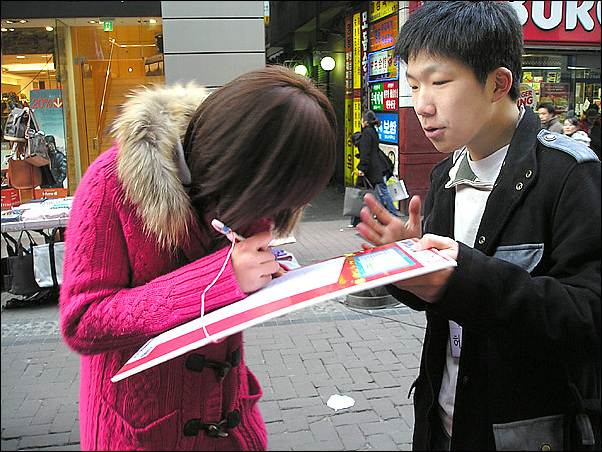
<box><xmin>60</xmin><ymin>148</ymin><xmax>268</xmax><ymax>450</ymax></box>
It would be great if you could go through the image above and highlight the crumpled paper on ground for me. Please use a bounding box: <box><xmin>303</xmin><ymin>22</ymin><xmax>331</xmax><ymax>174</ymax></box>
<box><xmin>327</xmin><ymin>394</ymin><xmax>355</xmax><ymax>411</ymax></box>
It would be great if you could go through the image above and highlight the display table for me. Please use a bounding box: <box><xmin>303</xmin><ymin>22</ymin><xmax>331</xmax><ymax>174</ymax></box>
<box><xmin>1</xmin><ymin>197</ymin><xmax>72</xmax><ymax>233</ymax></box>
<box><xmin>1</xmin><ymin>198</ymin><xmax>72</xmax><ymax>308</ymax></box>
<box><xmin>1</xmin><ymin>216</ymin><xmax>69</xmax><ymax>233</ymax></box>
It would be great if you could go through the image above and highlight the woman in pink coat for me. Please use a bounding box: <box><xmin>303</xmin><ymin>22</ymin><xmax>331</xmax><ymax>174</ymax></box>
<box><xmin>59</xmin><ymin>66</ymin><xmax>337</xmax><ymax>450</ymax></box>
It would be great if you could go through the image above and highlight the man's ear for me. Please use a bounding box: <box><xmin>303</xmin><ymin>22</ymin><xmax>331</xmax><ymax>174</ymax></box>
<box><xmin>491</xmin><ymin>67</ymin><xmax>513</xmax><ymax>102</ymax></box>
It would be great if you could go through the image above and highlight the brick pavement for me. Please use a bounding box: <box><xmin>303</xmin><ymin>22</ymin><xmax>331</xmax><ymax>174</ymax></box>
<box><xmin>1</xmin><ymin>185</ymin><xmax>424</xmax><ymax>451</ymax></box>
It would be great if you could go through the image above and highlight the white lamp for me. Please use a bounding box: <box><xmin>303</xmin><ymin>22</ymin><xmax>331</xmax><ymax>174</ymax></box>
<box><xmin>320</xmin><ymin>56</ymin><xmax>335</xmax><ymax>71</ymax></box>
<box><xmin>294</xmin><ymin>64</ymin><xmax>308</xmax><ymax>76</ymax></box>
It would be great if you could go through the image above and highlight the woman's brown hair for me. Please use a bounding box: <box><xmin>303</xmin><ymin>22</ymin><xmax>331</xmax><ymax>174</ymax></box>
<box><xmin>183</xmin><ymin>65</ymin><xmax>337</xmax><ymax>246</ymax></box>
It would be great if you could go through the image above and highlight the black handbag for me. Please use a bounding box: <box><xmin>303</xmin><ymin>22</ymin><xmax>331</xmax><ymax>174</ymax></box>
<box><xmin>3</xmin><ymin>106</ymin><xmax>36</xmax><ymax>142</ymax></box>
<box><xmin>2</xmin><ymin>231</ymin><xmax>42</xmax><ymax>295</ymax></box>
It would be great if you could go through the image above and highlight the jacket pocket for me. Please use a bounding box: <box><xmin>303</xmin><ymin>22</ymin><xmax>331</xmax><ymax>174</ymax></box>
<box><xmin>235</xmin><ymin>368</ymin><xmax>267</xmax><ymax>451</ymax></box>
<box><xmin>96</xmin><ymin>398</ymin><xmax>181</xmax><ymax>450</ymax></box>
<box><xmin>493</xmin><ymin>243</ymin><xmax>544</xmax><ymax>273</ymax></box>
<box><xmin>493</xmin><ymin>414</ymin><xmax>563</xmax><ymax>451</ymax></box>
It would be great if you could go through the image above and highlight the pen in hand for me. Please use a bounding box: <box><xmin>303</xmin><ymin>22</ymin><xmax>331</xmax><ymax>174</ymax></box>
<box><xmin>211</xmin><ymin>219</ymin><xmax>246</xmax><ymax>243</ymax></box>
<box><xmin>211</xmin><ymin>218</ymin><xmax>288</xmax><ymax>277</ymax></box>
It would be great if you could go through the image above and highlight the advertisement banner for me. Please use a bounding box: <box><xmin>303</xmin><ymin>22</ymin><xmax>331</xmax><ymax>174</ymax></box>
<box><xmin>353</xmin><ymin>12</ymin><xmax>361</xmax><ymax>90</ymax></box>
<box><xmin>360</xmin><ymin>7</ymin><xmax>369</xmax><ymax>110</ymax></box>
<box><xmin>539</xmin><ymin>82</ymin><xmax>569</xmax><ymax>112</ymax></box>
<box><xmin>345</xmin><ymin>12</ymin><xmax>354</xmax><ymax>186</ymax></box>
<box><xmin>371</xmin><ymin>80</ymin><xmax>398</xmax><ymax>111</ymax></box>
<box><xmin>369</xmin><ymin>14</ymin><xmax>398</xmax><ymax>52</ymax></box>
<box><xmin>510</xmin><ymin>1</ymin><xmax>601</xmax><ymax>46</ymax></box>
<box><xmin>375</xmin><ymin>112</ymin><xmax>398</xmax><ymax>143</ymax></box>
<box><xmin>345</xmin><ymin>98</ymin><xmax>355</xmax><ymax>186</ymax></box>
<box><xmin>517</xmin><ymin>84</ymin><xmax>537</xmax><ymax>109</ymax></box>
<box><xmin>29</xmin><ymin>89</ymin><xmax>67</xmax><ymax>188</ymax></box>
<box><xmin>369</xmin><ymin>1</ymin><xmax>399</xmax><ymax>22</ymax></box>
<box><xmin>368</xmin><ymin>48</ymin><xmax>398</xmax><ymax>83</ymax></box>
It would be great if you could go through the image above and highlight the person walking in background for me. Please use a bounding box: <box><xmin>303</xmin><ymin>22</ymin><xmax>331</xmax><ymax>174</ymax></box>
<box><xmin>537</xmin><ymin>101</ymin><xmax>564</xmax><ymax>133</ymax></box>
<box><xmin>563</xmin><ymin>116</ymin><xmax>592</xmax><ymax>148</ymax></box>
<box><xmin>356</xmin><ymin>110</ymin><xmax>397</xmax><ymax>217</ymax></box>
<box><xmin>582</xmin><ymin>107</ymin><xmax>601</xmax><ymax>158</ymax></box>
<box><xmin>59</xmin><ymin>65</ymin><xmax>337</xmax><ymax>451</ymax></box>
<box><xmin>357</xmin><ymin>2</ymin><xmax>600</xmax><ymax>450</ymax></box>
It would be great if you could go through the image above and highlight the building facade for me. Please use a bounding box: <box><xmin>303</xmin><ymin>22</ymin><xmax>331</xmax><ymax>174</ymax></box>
<box><xmin>2</xmin><ymin>1</ymin><xmax>600</xmax><ymax>209</ymax></box>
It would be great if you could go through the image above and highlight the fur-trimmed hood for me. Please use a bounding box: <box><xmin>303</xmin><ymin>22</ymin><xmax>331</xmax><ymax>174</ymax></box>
<box><xmin>111</xmin><ymin>83</ymin><xmax>208</xmax><ymax>250</ymax></box>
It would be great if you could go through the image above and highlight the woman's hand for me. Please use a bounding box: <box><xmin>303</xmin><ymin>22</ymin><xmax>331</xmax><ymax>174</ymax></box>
<box><xmin>357</xmin><ymin>194</ymin><xmax>423</xmax><ymax>248</ymax></box>
<box><xmin>231</xmin><ymin>231</ymin><xmax>280</xmax><ymax>293</ymax></box>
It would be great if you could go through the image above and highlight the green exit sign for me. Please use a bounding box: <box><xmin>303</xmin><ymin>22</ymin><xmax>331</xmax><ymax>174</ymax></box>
<box><xmin>103</xmin><ymin>21</ymin><xmax>113</xmax><ymax>32</ymax></box>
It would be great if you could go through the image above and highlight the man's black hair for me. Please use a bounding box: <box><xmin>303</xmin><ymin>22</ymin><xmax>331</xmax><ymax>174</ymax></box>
<box><xmin>395</xmin><ymin>1</ymin><xmax>523</xmax><ymax>101</ymax></box>
<box><xmin>537</xmin><ymin>102</ymin><xmax>556</xmax><ymax>115</ymax></box>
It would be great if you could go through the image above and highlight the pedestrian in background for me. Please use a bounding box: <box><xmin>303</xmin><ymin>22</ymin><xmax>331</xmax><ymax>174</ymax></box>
<box><xmin>59</xmin><ymin>65</ymin><xmax>337</xmax><ymax>451</ymax></box>
<box><xmin>537</xmin><ymin>101</ymin><xmax>564</xmax><ymax>133</ymax></box>
<box><xmin>563</xmin><ymin>116</ymin><xmax>592</xmax><ymax>147</ymax></box>
<box><xmin>356</xmin><ymin>110</ymin><xmax>397</xmax><ymax>217</ymax></box>
<box><xmin>583</xmin><ymin>107</ymin><xmax>601</xmax><ymax>158</ymax></box>
<box><xmin>357</xmin><ymin>1</ymin><xmax>600</xmax><ymax>450</ymax></box>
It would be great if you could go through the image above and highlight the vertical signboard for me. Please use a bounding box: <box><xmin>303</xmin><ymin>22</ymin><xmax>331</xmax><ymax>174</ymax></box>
<box><xmin>345</xmin><ymin>12</ymin><xmax>355</xmax><ymax>186</ymax></box>
<box><xmin>360</xmin><ymin>7</ymin><xmax>369</xmax><ymax>113</ymax></box>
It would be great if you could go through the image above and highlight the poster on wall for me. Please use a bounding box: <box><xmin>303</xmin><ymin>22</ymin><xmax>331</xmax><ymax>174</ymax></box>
<box><xmin>30</xmin><ymin>89</ymin><xmax>67</xmax><ymax>188</ymax></box>
<box><xmin>539</xmin><ymin>82</ymin><xmax>569</xmax><ymax>113</ymax></box>
<box><xmin>379</xmin><ymin>143</ymin><xmax>398</xmax><ymax>179</ymax></box>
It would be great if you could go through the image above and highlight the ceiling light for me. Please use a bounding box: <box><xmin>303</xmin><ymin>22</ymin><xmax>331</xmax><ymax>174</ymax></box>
<box><xmin>46</xmin><ymin>26</ymin><xmax>54</xmax><ymax>31</ymax></box>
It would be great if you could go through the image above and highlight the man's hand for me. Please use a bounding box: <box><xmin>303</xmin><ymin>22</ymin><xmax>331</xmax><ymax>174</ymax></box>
<box><xmin>357</xmin><ymin>194</ymin><xmax>423</xmax><ymax>248</ymax></box>
<box><xmin>393</xmin><ymin>234</ymin><xmax>459</xmax><ymax>303</ymax></box>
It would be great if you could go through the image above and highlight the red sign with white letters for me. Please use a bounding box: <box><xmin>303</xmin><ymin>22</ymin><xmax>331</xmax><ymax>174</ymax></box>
<box><xmin>510</xmin><ymin>1</ymin><xmax>601</xmax><ymax>46</ymax></box>
<box><xmin>382</xmin><ymin>81</ymin><xmax>398</xmax><ymax>111</ymax></box>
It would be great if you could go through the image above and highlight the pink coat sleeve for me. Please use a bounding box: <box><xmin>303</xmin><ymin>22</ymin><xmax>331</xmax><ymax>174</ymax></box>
<box><xmin>59</xmin><ymin>153</ymin><xmax>247</xmax><ymax>355</ymax></box>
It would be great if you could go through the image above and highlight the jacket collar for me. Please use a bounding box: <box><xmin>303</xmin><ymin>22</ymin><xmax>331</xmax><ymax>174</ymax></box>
<box><xmin>111</xmin><ymin>83</ymin><xmax>208</xmax><ymax>250</ymax></box>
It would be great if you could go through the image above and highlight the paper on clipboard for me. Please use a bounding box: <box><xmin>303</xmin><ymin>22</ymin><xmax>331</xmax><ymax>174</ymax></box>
<box><xmin>111</xmin><ymin>238</ymin><xmax>456</xmax><ymax>382</ymax></box>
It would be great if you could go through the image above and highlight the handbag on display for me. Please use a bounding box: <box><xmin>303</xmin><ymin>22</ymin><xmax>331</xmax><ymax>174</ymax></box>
<box><xmin>33</xmin><ymin>228</ymin><xmax>65</xmax><ymax>288</ymax></box>
<box><xmin>343</xmin><ymin>177</ymin><xmax>376</xmax><ymax>217</ymax></box>
<box><xmin>25</xmin><ymin>131</ymin><xmax>51</xmax><ymax>167</ymax></box>
<box><xmin>387</xmin><ymin>178</ymin><xmax>409</xmax><ymax>201</ymax></box>
<box><xmin>2</xmin><ymin>231</ymin><xmax>42</xmax><ymax>295</ymax></box>
<box><xmin>7</xmin><ymin>142</ymin><xmax>43</xmax><ymax>190</ymax></box>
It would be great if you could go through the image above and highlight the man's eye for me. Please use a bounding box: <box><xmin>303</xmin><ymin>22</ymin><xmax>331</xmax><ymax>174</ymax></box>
<box><xmin>433</xmin><ymin>80</ymin><xmax>449</xmax><ymax>86</ymax></box>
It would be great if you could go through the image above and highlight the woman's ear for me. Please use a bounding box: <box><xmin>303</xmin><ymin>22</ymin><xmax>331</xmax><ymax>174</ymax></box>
<box><xmin>491</xmin><ymin>67</ymin><xmax>513</xmax><ymax>102</ymax></box>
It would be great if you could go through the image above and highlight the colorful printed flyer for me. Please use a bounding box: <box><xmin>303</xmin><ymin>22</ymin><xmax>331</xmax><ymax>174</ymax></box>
<box><xmin>112</xmin><ymin>239</ymin><xmax>456</xmax><ymax>382</ymax></box>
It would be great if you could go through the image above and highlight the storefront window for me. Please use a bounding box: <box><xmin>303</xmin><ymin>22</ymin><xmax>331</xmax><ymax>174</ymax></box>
<box><xmin>2</xmin><ymin>17</ymin><xmax>163</xmax><ymax>199</ymax></box>
<box><xmin>522</xmin><ymin>52</ymin><xmax>601</xmax><ymax>120</ymax></box>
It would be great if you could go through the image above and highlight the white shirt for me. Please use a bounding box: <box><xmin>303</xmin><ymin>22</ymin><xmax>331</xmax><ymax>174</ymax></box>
<box><xmin>438</xmin><ymin>144</ymin><xmax>509</xmax><ymax>436</ymax></box>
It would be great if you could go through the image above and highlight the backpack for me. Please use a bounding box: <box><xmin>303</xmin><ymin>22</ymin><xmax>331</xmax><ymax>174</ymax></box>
<box><xmin>378</xmin><ymin>149</ymin><xmax>394</xmax><ymax>180</ymax></box>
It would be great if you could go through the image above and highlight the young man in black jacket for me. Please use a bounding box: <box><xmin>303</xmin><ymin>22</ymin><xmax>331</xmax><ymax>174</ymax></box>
<box><xmin>357</xmin><ymin>2</ymin><xmax>600</xmax><ymax>450</ymax></box>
